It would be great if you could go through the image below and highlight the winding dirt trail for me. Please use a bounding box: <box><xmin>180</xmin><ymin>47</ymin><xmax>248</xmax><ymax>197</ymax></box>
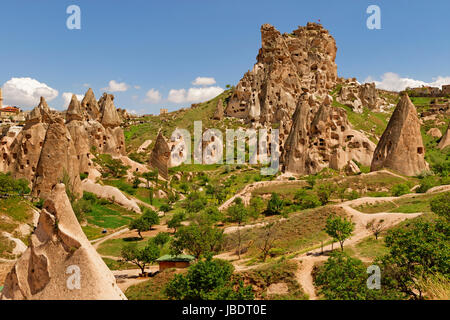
<box><xmin>292</xmin><ymin>200</ymin><xmax>423</xmax><ymax>300</ymax></box>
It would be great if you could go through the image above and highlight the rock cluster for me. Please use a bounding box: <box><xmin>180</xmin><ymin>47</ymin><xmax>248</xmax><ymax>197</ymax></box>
<box><xmin>0</xmin><ymin>184</ymin><xmax>126</xmax><ymax>300</ymax></box>
<box><xmin>370</xmin><ymin>93</ymin><xmax>429</xmax><ymax>176</ymax></box>
<box><xmin>336</xmin><ymin>79</ymin><xmax>387</xmax><ymax>113</ymax></box>
<box><xmin>225</xmin><ymin>22</ymin><xmax>337</xmax><ymax>135</ymax></box>
<box><xmin>282</xmin><ymin>93</ymin><xmax>375</xmax><ymax>175</ymax></box>
<box><xmin>0</xmin><ymin>89</ymin><xmax>126</xmax><ymax>199</ymax></box>
<box><xmin>212</xmin><ymin>98</ymin><xmax>224</xmax><ymax>120</ymax></box>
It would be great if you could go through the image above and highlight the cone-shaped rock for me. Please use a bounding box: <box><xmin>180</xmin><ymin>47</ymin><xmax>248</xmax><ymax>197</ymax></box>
<box><xmin>438</xmin><ymin>124</ymin><xmax>450</xmax><ymax>150</ymax></box>
<box><xmin>212</xmin><ymin>98</ymin><xmax>224</xmax><ymax>120</ymax></box>
<box><xmin>26</xmin><ymin>97</ymin><xmax>52</xmax><ymax>124</ymax></box>
<box><xmin>81</xmin><ymin>88</ymin><xmax>100</xmax><ymax>121</ymax></box>
<box><xmin>66</xmin><ymin>94</ymin><xmax>84</xmax><ymax>122</ymax></box>
<box><xmin>32</xmin><ymin>117</ymin><xmax>81</xmax><ymax>199</ymax></box>
<box><xmin>149</xmin><ymin>131</ymin><xmax>171</xmax><ymax>180</ymax></box>
<box><xmin>0</xmin><ymin>184</ymin><xmax>127</xmax><ymax>300</ymax></box>
<box><xmin>370</xmin><ymin>93</ymin><xmax>428</xmax><ymax>176</ymax></box>
<box><xmin>99</xmin><ymin>93</ymin><xmax>121</xmax><ymax>128</ymax></box>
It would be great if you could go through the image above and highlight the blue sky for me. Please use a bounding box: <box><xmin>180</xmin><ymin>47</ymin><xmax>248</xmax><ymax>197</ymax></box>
<box><xmin>1</xmin><ymin>0</ymin><xmax>449</xmax><ymax>114</ymax></box>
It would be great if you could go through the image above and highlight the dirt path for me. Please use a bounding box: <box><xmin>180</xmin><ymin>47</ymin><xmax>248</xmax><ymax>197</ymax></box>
<box><xmin>112</xmin><ymin>266</ymin><xmax>159</xmax><ymax>292</ymax></box>
<box><xmin>91</xmin><ymin>227</ymin><xmax>130</xmax><ymax>249</ymax></box>
<box><xmin>292</xmin><ymin>200</ymin><xmax>423</xmax><ymax>300</ymax></box>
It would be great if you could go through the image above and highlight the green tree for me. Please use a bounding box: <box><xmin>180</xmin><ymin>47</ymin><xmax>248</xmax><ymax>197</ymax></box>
<box><xmin>314</xmin><ymin>182</ymin><xmax>336</xmax><ymax>205</ymax></box>
<box><xmin>171</xmin><ymin>223</ymin><xmax>223</xmax><ymax>259</ymax></box>
<box><xmin>430</xmin><ymin>192</ymin><xmax>450</xmax><ymax>221</ymax></box>
<box><xmin>152</xmin><ymin>232</ymin><xmax>171</xmax><ymax>247</ymax></box>
<box><xmin>294</xmin><ymin>189</ymin><xmax>321</xmax><ymax>209</ymax></box>
<box><xmin>248</xmin><ymin>197</ymin><xmax>264</xmax><ymax>218</ymax></box>
<box><xmin>227</xmin><ymin>197</ymin><xmax>249</xmax><ymax>259</ymax></box>
<box><xmin>167</xmin><ymin>212</ymin><xmax>185</xmax><ymax>233</ymax></box>
<box><xmin>121</xmin><ymin>242</ymin><xmax>160</xmax><ymax>275</ymax></box>
<box><xmin>165</xmin><ymin>256</ymin><xmax>253</xmax><ymax>300</ymax></box>
<box><xmin>391</xmin><ymin>183</ymin><xmax>410</xmax><ymax>196</ymax></box>
<box><xmin>377</xmin><ymin>220</ymin><xmax>450</xmax><ymax>300</ymax></box>
<box><xmin>325</xmin><ymin>215</ymin><xmax>354</xmax><ymax>251</ymax></box>
<box><xmin>266</xmin><ymin>193</ymin><xmax>284</xmax><ymax>216</ymax></box>
<box><xmin>93</xmin><ymin>154</ymin><xmax>129</xmax><ymax>178</ymax></box>
<box><xmin>129</xmin><ymin>209</ymin><xmax>160</xmax><ymax>239</ymax></box>
<box><xmin>314</xmin><ymin>251</ymin><xmax>400</xmax><ymax>300</ymax></box>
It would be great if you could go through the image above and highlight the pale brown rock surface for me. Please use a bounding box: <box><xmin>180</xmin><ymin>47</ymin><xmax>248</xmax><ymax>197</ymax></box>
<box><xmin>371</xmin><ymin>93</ymin><xmax>428</xmax><ymax>176</ymax></box>
<box><xmin>149</xmin><ymin>131</ymin><xmax>171</xmax><ymax>180</ymax></box>
<box><xmin>0</xmin><ymin>184</ymin><xmax>126</xmax><ymax>300</ymax></box>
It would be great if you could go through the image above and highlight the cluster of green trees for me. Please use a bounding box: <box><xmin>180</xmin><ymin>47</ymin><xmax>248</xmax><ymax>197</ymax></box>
<box><xmin>314</xmin><ymin>192</ymin><xmax>450</xmax><ymax>300</ymax></box>
<box><xmin>0</xmin><ymin>172</ymin><xmax>30</xmax><ymax>195</ymax></box>
<box><xmin>129</xmin><ymin>209</ymin><xmax>160</xmax><ymax>239</ymax></box>
<box><xmin>165</xmin><ymin>255</ymin><xmax>254</xmax><ymax>300</ymax></box>
<box><xmin>120</xmin><ymin>232</ymin><xmax>171</xmax><ymax>275</ymax></box>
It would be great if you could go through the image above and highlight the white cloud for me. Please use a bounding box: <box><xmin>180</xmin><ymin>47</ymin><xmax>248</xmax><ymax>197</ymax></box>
<box><xmin>82</xmin><ymin>83</ymin><xmax>90</xmax><ymax>87</ymax></box>
<box><xmin>144</xmin><ymin>88</ymin><xmax>162</xmax><ymax>103</ymax></box>
<box><xmin>168</xmin><ymin>86</ymin><xmax>224</xmax><ymax>104</ymax></box>
<box><xmin>101</xmin><ymin>80</ymin><xmax>129</xmax><ymax>92</ymax></box>
<box><xmin>1</xmin><ymin>77</ymin><xmax>58</xmax><ymax>109</ymax></box>
<box><xmin>192</xmin><ymin>77</ymin><xmax>216</xmax><ymax>86</ymax></box>
<box><xmin>364</xmin><ymin>72</ymin><xmax>450</xmax><ymax>92</ymax></box>
<box><xmin>62</xmin><ymin>92</ymin><xmax>84</xmax><ymax>109</ymax></box>
<box><xmin>134</xmin><ymin>85</ymin><xmax>141</xmax><ymax>90</ymax></box>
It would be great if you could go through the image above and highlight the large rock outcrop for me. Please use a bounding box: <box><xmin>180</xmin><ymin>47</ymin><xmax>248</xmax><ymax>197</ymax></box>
<box><xmin>33</xmin><ymin>117</ymin><xmax>82</xmax><ymax>200</ymax></box>
<box><xmin>371</xmin><ymin>93</ymin><xmax>428</xmax><ymax>176</ymax></box>
<box><xmin>149</xmin><ymin>131</ymin><xmax>171</xmax><ymax>180</ymax></box>
<box><xmin>336</xmin><ymin>80</ymin><xmax>387</xmax><ymax>113</ymax></box>
<box><xmin>0</xmin><ymin>184</ymin><xmax>126</xmax><ymax>300</ymax></box>
<box><xmin>282</xmin><ymin>93</ymin><xmax>375</xmax><ymax>175</ymax></box>
<box><xmin>0</xmin><ymin>89</ymin><xmax>127</xmax><ymax>200</ymax></box>
<box><xmin>225</xmin><ymin>23</ymin><xmax>337</xmax><ymax>133</ymax></box>
<box><xmin>212</xmin><ymin>98</ymin><xmax>224</xmax><ymax>120</ymax></box>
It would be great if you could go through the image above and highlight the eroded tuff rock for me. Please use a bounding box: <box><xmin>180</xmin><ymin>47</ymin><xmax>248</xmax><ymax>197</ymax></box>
<box><xmin>282</xmin><ymin>93</ymin><xmax>375</xmax><ymax>175</ymax></box>
<box><xmin>1</xmin><ymin>89</ymin><xmax>126</xmax><ymax>200</ymax></box>
<box><xmin>149</xmin><ymin>131</ymin><xmax>171</xmax><ymax>180</ymax></box>
<box><xmin>0</xmin><ymin>184</ymin><xmax>126</xmax><ymax>300</ymax></box>
<box><xmin>81</xmin><ymin>88</ymin><xmax>100</xmax><ymax>121</ymax></box>
<box><xmin>225</xmin><ymin>23</ymin><xmax>337</xmax><ymax>133</ymax></box>
<box><xmin>33</xmin><ymin>117</ymin><xmax>82</xmax><ymax>200</ymax></box>
<box><xmin>438</xmin><ymin>124</ymin><xmax>450</xmax><ymax>150</ymax></box>
<box><xmin>212</xmin><ymin>98</ymin><xmax>224</xmax><ymax>120</ymax></box>
<box><xmin>336</xmin><ymin>80</ymin><xmax>387</xmax><ymax>113</ymax></box>
<box><xmin>371</xmin><ymin>93</ymin><xmax>428</xmax><ymax>176</ymax></box>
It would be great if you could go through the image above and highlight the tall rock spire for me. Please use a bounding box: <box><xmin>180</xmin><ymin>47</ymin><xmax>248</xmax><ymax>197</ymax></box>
<box><xmin>371</xmin><ymin>93</ymin><xmax>428</xmax><ymax>176</ymax></box>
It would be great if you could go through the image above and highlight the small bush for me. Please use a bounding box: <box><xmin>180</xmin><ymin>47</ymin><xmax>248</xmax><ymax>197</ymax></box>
<box><xmin>416</xmin><ymin>176</ymin><xmax>437</xmax><ymax>193</ymax></box>
<box><xmin>391</xmin><ymin>183</ymin><xmax>410</xmax><ymax>197</ymax></box>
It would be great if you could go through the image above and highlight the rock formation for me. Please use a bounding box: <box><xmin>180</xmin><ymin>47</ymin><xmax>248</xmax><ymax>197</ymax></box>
<box><xmin>282</xmin><ymin>93</ymin><xmax>375</xmax><ymax>175</ymax></box>
<box><xmin>149</xmin><ymin>131</ymin><xmax>171</xmax><ymax>180</ymax></box>
<box><xmin>0</xmin><ymin>184</ymin><xmax>126</xmax><ymax>300</ymax></box>
<box><xmin>426</xmin><ymin>127</ymin><xmax>442</xmax><ymax>138</ymax></box>
<box><xmin>81</xmin><ymin>88</ymin><xmax>100</xmax><ymax>121</ymax></box>
<box><xmin>336</xmin><ymin>80</ymin><xmax>386</xmax><ymax>113</ymax></box>
<box><xmin>371</xmin><ymin>93</ymin><xmax>428</xmax><ymax>176</ymax></box>
<box><xmin>33</xmin><ymin>117</ymin><xmax>82</xmax><ymax>200</ymax></box>
<box><xmin>212</xmin><ymin>98</ymin><xmax>224</xmax><ymax>120</ymax></box>
<box><xmin>225</xmin><ymin>22</ymin><xmax>337</xmax><ymax>134</ymax></box>
<box><xmin>0</xmin><ymin>89</ymin><xmax>127</xmax><ymax>200</ymax></box>
<box><xmin>438</xmin><ymin>124</ymin><xmax>450</xmax><ymax>150</ymax></box>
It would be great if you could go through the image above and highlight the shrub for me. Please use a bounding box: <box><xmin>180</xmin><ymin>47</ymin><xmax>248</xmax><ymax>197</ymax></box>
<box><xmin>294</xmin><ymin>189</ymin><xmax>321</xmax><ymax>209</ymax></box>
<box><xmin>79</xmin><ymin>172</ymin><xmax>88</xmax><ymax>181</ymax></box>
<box><xmin>416</xmin><ymin>176</ymin><xmax>437</xmax><ymax>193</ymax></box>
<box><xmin>391</xmin><ymin>183</ymin><xmax>410</xmax><ymax>197</ymax></box>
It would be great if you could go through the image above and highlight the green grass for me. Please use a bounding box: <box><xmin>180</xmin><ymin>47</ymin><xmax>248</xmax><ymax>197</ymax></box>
<box><xmin>331</xmin><ymin>99</ymin><xmax>390</xmax><ymax>143</ymax></box>
<box><xmin>125</xmin><ymin>269</ymin><xmax>182</xmax><ymax>300</ymax></box>
<box><xmin>239</xmin><ymin>259</ymin><xmax>308</xmax><ymax>300</ymax></box>
<box><xmin>102</xmin><ymin>257</ymin><xmax>138</xmax><ymax>270</ymax></box>
<box><xmin>85</xmin><ymin>203</ymin><xmax>139</xmax><ymax>229</ymax></box>
<box><xmin>354</xmin><ymin>236</ymin><xmax>389</xmax><ymax>260</ymax></box>
<box><xmin>97</xmin><ymin>237</ymin><xmax>149</xmax><ymax>257</ymax></box>
<box><xmin>353</xmin><ymin>193</ymin><xmax>435</xmax><ymax>214</ymax></box>
<box><xmin>0</xmin><ymin>197</ymin><xmax>33</xmax><ymax>223</ymax></box>
<box><xmin>81</xmin><ymin>225</ymin><xmax>106</xmax><ymax>241</ymax></box>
